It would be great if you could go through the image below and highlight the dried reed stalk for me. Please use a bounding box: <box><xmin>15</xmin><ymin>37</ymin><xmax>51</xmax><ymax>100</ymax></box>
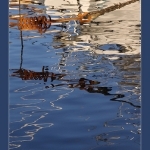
<box><xmin>10</xmin><ymin>0</ymin><xmax>139</xmax><ymax>33</ymax></box>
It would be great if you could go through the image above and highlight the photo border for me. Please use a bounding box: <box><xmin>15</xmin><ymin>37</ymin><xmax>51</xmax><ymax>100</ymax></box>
<box><xmin>0</xmin><ymin>0</ymin><xmax>9</xmax><ymax>150</ymax></box>
<box><xmin>141</xmin><ymin>0</ymin><xmax>150</xmax><ymax>150</ymax></box>
<box><xmin>6</xmin><ymin>0</ymin><xmax>144</xmax><ymax>150</ymax></box>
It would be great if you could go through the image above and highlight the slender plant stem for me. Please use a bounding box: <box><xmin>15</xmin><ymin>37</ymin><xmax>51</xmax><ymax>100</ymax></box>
<box><xmin>19</xmin><ymin>0</ymin><xmax>24</xmax><ymax>69</ymax></box>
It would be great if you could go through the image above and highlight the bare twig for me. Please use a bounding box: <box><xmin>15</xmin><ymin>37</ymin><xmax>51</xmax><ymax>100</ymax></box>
<box><xmin>19</xmin><ymin>0</ymin><xmax>24</xmax><ymax>69</ymax></box>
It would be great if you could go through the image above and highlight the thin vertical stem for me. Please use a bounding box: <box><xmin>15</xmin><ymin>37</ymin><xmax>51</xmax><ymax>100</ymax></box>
<box><xmin>77</xmin><ymin>0</ymin><xmax>82</xmax><ymax>13</ymax></box>
<box><xmin>19</xmin><ymin>0</ymin><xmax>24</xmax><ymax>69</ymax></box>
<box><xmin>20</xmin><ymin>41</ymin><xmax>23</xmax><ymax>70</ymax></box>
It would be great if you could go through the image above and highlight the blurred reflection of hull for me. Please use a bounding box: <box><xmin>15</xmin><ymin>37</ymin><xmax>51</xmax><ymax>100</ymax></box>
<box><xmin>10</xmin><ymin>0</ymin><xmax>45</xmax><ymax>5</ymax></box>
<box><xmin>44</xmin><ymin>0</ymin><xmax>106</xmax><ymax>12</ymax></box>
<box><xmin>48</xmin><ymin>1</ymin><xmax>141</xmax><ymax>147</ymax></box>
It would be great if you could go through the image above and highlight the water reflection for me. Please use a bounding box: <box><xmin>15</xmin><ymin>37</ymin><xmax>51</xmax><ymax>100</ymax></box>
<box><xmin>95</xmin><ymin>103</ymin><xmax>140</xmax><ymax>149</ymax></box>
<box><xmin>9</xmin><ymin>0</ymin><xmax>140</xmax><ymax>149</ymax></box>
<box><xmin>9</xmin><ymin>0</ymin><xmax>139</xmax><ymax>33</ymax></box>
<box><xmin>11</xmin><ymin>67</ymin><xmax>124</xmax><ymax>97</ymax></box>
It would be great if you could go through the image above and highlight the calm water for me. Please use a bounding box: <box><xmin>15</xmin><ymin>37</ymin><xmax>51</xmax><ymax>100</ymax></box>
<box><xmin>9</xmin><ymin>0</ymin><xmax>141</xmax><ymax>149</ymax></box>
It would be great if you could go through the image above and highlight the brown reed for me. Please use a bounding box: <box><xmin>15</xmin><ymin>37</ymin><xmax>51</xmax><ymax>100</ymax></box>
<box><xmin>10</xmin><ymin>0</ymin><xmax>139</xmax><ymax>33</ymax></box>
<box><xmin>81</xmin><ymin>0</ymin><xmax>139</xmax><ymax>21</ymax></box>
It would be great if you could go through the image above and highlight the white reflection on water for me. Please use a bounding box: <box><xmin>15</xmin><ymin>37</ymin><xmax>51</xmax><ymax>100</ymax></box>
<box><xmin>9</xmin><ymin>0</ymin><xmax>140</xmax><ymax>149</ymax></box>
<box><xmin>10</xmin><ymin>105</ymin><xmax>54</xmax><ymax>149</ymax></box>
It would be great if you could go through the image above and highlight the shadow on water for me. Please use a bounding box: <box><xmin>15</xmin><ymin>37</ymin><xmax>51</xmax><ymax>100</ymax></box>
<box><xmin>9</xmin><ymin>0</ymin><xmax>141</xmax><ymax>149</ymax></box>
<box><xmin>11</xmin><ymin>45</ymin><xmax>140</xmax><ymax>108</ymax></box>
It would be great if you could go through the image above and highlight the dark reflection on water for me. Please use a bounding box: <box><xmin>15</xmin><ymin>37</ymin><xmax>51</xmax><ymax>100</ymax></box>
<box><xmin>9</xmin><ymin>0</ymin><xmax>140</xmax><ymax>149</ymax></box>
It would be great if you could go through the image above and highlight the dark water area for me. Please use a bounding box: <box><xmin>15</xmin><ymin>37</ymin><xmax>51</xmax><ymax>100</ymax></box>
<box><xmin>9</xmin><ymin>0</ymin><xmax>141</xmax><ymax>149</ymax></box>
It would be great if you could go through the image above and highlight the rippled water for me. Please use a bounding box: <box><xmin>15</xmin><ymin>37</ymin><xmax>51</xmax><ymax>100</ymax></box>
<box><xmin>9</xmin><ymin>0</ymin><xmax>141</xmax><ymax>149</ymax></box>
